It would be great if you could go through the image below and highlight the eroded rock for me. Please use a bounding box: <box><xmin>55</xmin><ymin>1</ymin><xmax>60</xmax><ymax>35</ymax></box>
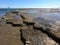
<box><xmin>0</xmin><ymin>10</ymin><xmax>60</xmax><ymax>45</ymax></box>
<box><xmin>33</xmin><ymin>22</ymin><xmax>47</xmax><ymax>30</ymax></box>
<box><xmin>20</xmin><ymin>14</ymin><xmax>34</xmax><ymax>24</ymax></box>
<box><xmin>21</xmin><ymin>26</ymin><xmax>59</xmax><ymax>45</ymax></box>
<box><xmin>10</xmin><ymin>10</ymin><xmax>20</xmax><ymax>15</ymax></box>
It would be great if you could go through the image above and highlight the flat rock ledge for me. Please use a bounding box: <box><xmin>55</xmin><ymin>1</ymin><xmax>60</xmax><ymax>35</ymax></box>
<box><xmin>0</xmin><ymin>11</ymin><xmax>60</xmax><ymax>45</ymax></box>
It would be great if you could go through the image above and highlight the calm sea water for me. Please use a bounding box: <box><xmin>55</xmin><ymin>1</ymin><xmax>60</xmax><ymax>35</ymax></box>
<box><xmin>0</xmin><ymin>9</ymin><xmax>60</xmax><ymax>21</ymax></box>
<box><xmin>0</xmin><ymin>9</ymin><xmax>14</xmax><ymax>18</ymax></box>
<box><xmin>0</xmin><ymin>9</ymin><xmax>8</xmax><ymax>18</ymax></box>
<box><xmin>0</xmin><ymin>9</ymin><xmax>18</xmax><ymax>18</ymax></box>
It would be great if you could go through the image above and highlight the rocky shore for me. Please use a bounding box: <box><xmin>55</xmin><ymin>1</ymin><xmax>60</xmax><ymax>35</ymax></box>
<box><xmin>0</xmin><ymin>9</ymin><xmax>60</xmax><ymax>45</ymax></box>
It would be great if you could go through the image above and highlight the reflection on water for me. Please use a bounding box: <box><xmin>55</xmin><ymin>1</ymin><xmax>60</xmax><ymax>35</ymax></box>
<box><xmin>0</xmin><ymin>9</ymin><xmax>10</xmax><ymax>18</ymax></box>
<box><xmin>33</xmin><ymin>13</ymin><xmax>60</xmax><ymax>26</ymax></box>
<box><xmin>0</xmin><ymin>9</ymin><xmax>60</xmax><ymax>30</ymax></box>
<box><xmin>41</xmin><ymin>13</ymin><xmax>60</xmax><ymax>21</ymax></box>
<box><xmin>20</xmin><ymin>10</ymin><xmax>40</xmax><ymax>13</ymax></box>
<box><xmin>33</xmin><ymin>13</ymin><xmax>60</xmax><ymax>21</ymax></box>
<box><xmin>0</xmin><ymin>9</ymin><xmax>60</xmax><ymax>22</ymax></box>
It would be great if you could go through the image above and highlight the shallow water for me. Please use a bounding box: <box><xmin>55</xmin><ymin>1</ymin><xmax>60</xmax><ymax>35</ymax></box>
<box><xmin>33</xmin><ymin>13</ymin><xmax>60</xmax><ymax>21</ymax></box>
<box><xmin>0</xmin><ymin>9</ymin><xmax>60</xmax><ymax>21</ymax></box>
<box><xmin>20</xmin><ymin>9</ymin><xmax>40</xmax><ymax>13</ymax></box>
<box><xmin>0</xmin><ymin>9</ymin><xmax>11</xmax><ymax>18</ymax></box>
<box><xmin>41</xmin><ymin>13</ymin><xmax>60</xmax><ymax>21</ymax></box>
<box><xmin>0</xmin><ymin>9</ymin><xmax>17</xmax><ymax>18</ymax></box>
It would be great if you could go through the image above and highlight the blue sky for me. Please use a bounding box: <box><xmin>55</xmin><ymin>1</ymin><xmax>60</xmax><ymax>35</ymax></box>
<box><xmin>0</xmin><ymin>0</ymin><xmax>60</xmax><ymax>8</ymax></box>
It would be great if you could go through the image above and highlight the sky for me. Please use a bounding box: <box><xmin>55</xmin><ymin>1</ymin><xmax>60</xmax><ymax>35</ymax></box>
<box><xmin>0</xmin><ymin>0</ymin><xmax>60</xmax><ymax>8</ymax></box>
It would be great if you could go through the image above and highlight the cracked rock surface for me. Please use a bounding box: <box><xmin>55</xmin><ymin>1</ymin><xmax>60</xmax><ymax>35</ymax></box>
<box><xmin>0</xmin><ymin>9</ymin><xmax>60</xmax><ymax>45</ymax></box>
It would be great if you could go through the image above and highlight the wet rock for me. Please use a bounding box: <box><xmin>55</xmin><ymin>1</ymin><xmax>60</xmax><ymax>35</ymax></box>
<box><xmin>0</xmin><ymin>23</ymin><xmax>23</xmax><ymax>45</ymax></box>
<box><xmin>2</xmin><ymin>13</ymin><xmax>15</xmax><ymax>21</ymax></box>
<box><xmin>21</xmin><ymin>26</ymin><xmax>59</xmax><ymax>45</ymax></box>
<box><xmin>2</xmin><ymin>12</ymin><xmax>24</xmax><ymax>26</ymax></box>
<box><xmin>10</xmin><ymin>10</ymin><xmax>20</xmax><ymax>15</ymax></box>
<box><xmin>47</xmin><ymin>27</ymin><xmax>60</xmax><ymax>39</ymax></box>
<box><xmin>33</xmin><ymin>21</ymin><xmax>60</xmax><ymax>44</ymax></box>
<box><xmin>42</xmin><ymin>23</ymin><xmax>60</xmax><ymax>39</ymax></box>
<box><xmin>20</xmin><ymin>14</ymin><xmax>34</xmax><ymax>25</ymax></box>
<box><xmin>13</xmin><ymin>20</ymin><xmax>24</xmax><ymax>26</ymax></box>
<box><xmin>33</xmin><ymin>22</ymin><xmax>47</xmax><ymax>30</ymax></box>
<box><xmin>21</xmin><ymin>26</ymin><xmax>45</xmax><ymax>45</ymax></box>
<box><xmin>44</xmin><ymin>36</ymin><xmax>59</xmax><ymax>45</ymax></box>
<box><xmin>0</xmin><ymin>10</ymin><xmax>60</xmax><ymax>45</ymax></box>
<box><xmin>6</xmin><ymin>19</ymin><xmax>24</xmax><ymax>26</ymax></box>
<box><xmin>20</xmin><ymin>14</ymin><xmax>33</xmax><ymax>20</ymax></box>
<box><xmin>6</xmin><ymin>19</ymin><xmax>15</xmax><ymax>24</ymax></box>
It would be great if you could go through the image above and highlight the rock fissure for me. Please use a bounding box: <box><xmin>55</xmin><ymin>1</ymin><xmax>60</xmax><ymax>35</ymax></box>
<box><xmin>0</xmin><ymin>10</ymin><xmax>60</xmax><ymax>45</ymax></box>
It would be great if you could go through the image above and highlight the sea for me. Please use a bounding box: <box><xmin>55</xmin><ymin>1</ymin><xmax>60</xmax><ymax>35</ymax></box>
<box><xmin>0</xmin><ymin>9</ymin><xmax>8</xmax><ymax>18</ymax></box>
<box><xmin>0</xmin><ymin>8</ymin><xmax>19</xmax><ymax>18</ymax></box>
<box><xmin>0</xmin><ymin>8</ymin><xmax>60</xmax><ymax>21</ymax></box>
